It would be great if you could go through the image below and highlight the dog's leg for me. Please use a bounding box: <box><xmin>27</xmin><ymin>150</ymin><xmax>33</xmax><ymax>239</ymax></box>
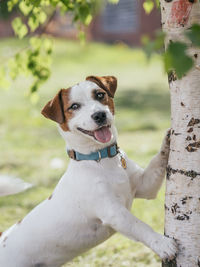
<box><xmin>132</xmin><ymin>130</ymin><xmax>170</xmax><ymax>199</ymax></box>
<box><xmin>96</xmin><ymin>197</ymin><xmax>178</xmax><ymax>260</ymax></box>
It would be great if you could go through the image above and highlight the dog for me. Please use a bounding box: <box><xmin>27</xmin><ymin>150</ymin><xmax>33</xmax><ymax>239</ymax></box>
<box><xmin>0</xmin><ymin>76</ymin><xmax>178</xmax><ymax>267</ymax></box>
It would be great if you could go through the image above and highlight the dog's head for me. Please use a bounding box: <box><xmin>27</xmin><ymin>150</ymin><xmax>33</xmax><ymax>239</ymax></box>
<box><xmin>41</xmin><ymin>76</ymin><xmax>117</xmax><ymax>151</ymax></box>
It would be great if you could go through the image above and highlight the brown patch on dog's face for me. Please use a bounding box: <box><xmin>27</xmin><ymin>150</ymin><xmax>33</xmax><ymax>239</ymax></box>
<box><xmin>41</xmin><ymin>87</ymin><xmax>74</xmax><ymax>132</ymax></box>
<box><xmin>107</xmin><ymin>97</ymin><xmax>115</xmax><ymax>115</ymax></box>
<box><xmin>92</xmin><ymin>88</ymin><xmax>115</xmax><ymax>114</ymax></box>
<box><xmin>86</xmin><ymin>75</ymin><xmax>117</xmax><ymax>98</ymax></box>
<box><xmin>59</xmin><ymin>88</ymin><xmax>74</xmax><ymax>131</ymax></box>
<box><xmin>41</xmin><ymin>89</ymin><xmax>65</xmax><ymax>124</ymax></box>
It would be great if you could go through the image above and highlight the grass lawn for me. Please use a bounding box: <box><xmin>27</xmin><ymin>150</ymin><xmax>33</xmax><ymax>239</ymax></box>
<box><xmin>0</xmin><ymin>38</ymin><xmax>170</xmax><ymax>266</ymax></box>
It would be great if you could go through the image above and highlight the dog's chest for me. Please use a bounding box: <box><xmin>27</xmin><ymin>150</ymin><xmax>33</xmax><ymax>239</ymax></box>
<box><xmin>95</xmin><ymin>157</ymin><xmax>133</xmax><ymax>209</ymax></box>
<box><xmin>110</xmin><ymin>171</ymin><xmax>132</xmax><ymax>209</ymax></box>
<box><xmin>64</xmin><ymin>157</ymin><xmax>133</xmax><ymax>209</ymax></box>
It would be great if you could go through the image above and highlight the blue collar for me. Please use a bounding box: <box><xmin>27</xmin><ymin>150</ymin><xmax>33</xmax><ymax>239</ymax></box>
<box><xmin>67</xmin><ymin>143</ymin><xmax>119</xmax><ymax>162</ymax></box>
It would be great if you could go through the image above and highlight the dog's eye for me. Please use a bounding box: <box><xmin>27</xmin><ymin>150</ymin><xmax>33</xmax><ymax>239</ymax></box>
<box><xmin>96</xmin><ymin>92</ymin><xmax>105</xmax><ymax>100</ymax></box>
<box><xmin>70</xmin><ymin>103</ymin><xmax>80</xmax><ymax>110</ymax></box>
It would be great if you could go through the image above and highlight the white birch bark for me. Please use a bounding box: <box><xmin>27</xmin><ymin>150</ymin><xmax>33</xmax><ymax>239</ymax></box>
<box><xmin>160</xmin><ymin>0</ymin><xmax>200</xmax><ymax>266</ymax></box>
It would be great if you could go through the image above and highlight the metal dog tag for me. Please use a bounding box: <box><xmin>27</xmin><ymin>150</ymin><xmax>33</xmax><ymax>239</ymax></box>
<box><xmin>118</xmin><ymin>150</ymin><xmax>127</xmax><ymax>169</ymax></box>
<box><xmin>120</xmin><ymin>156</ymin><xmax>127</xmax><ymax>169</ymax></box>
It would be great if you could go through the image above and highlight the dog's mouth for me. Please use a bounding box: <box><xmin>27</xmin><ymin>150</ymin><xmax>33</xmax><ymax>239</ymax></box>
<box><xmin>77</xmin><ymin>125</ymin><xmax>112</xmax><ymax>143</ymax></box>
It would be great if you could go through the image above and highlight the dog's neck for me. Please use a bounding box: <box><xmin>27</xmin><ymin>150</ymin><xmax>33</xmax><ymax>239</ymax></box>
<box><xmin>58</xmin><ymin>125</ymin><xmax>118</xmax><ymax>154</ymax></box>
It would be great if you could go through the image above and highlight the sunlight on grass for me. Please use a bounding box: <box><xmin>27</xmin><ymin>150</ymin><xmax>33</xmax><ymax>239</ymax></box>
<box><xmin>0</xmin><ymin>38</ymin><xmax>170</xmax><ymax>266</ymax></box>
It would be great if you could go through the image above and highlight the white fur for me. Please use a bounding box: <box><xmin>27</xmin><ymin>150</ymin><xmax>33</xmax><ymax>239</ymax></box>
<box><xmin>0</xmin><ymin>81</ymin><xmax>178</xmax><ymax>267</ymax></box>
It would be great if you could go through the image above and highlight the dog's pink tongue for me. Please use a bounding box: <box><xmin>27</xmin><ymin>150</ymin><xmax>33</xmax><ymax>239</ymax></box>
<box><xmin>94</xmin><ymin>126</ymin><xmax>111</xmax><ymax>143</ymax></box>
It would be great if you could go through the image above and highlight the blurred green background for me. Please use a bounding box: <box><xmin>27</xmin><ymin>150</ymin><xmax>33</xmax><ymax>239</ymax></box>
<box><xmin>0</xmin><ymin>38</ymin><xmax>170</xmax><ymax>267</ymax></box>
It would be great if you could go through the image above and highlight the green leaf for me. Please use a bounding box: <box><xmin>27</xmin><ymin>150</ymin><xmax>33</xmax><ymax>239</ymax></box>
<box><xmin>84</xmin><ymin>13</ymin><xmax>92</xmax><ymax>25</ymax></box>
<box><xmin>164</xmin><ymin>42</ymin><xmax>194</xmax><ymax>79</ymax></box>
<box><xmin>142</xmin><ymin>31</ymin><xmax>165</xmax><ymax>58</ymax></box>
<box><xmin>26</xmin><ymin>0</ymin><xmax>41</xmax><ymax>7</ymax></box>
<box><xmin>19</xmin><ymin>1</ymin><xmax>33</xmax><ymax>16</ymax></box>
<box><xmin>9</xmin><ymin>52</ymin><xmax>28</xmax><ymax>80</ymax></box>
<box><xmin>143</xmin><ymin>0</ymin><xmax>154</xmax><ymax>14</ymax></box>
<box><xmin>38</xmin><ymin>11</ymin><xmax>47</xmax><ymax>24</ymax></box>
<box><xmin>43</xmin><ymin>38</ymin><xmax>53</xmax><ymax>54</ymax></box>
<box><xmin>60</xmin><ymin>0</ymin><xmax>70</xmax><ymax>7</ymax></box>
<box><xmin>185</xmin><ymin>24</ymin><xmax>200</xmax><ymax>47</ymax></box>
<box><xmin>30</xmin><ymin>37</ymin><xmax>42</xmax><ymax>50</ymax></box>
<box><xmin>7</xmin><ymin>0</ymin><xmax>19</xmax><ymax>12</ymax></box>
<box><xmin>154</xmin><ymin>0</ymin><xmax>160</xmax><ymax>8</ymax></box>
<box><xmin>11</xmin><ymin>17</ymin><xmax>28</xmax><ymax>39</ymax></box>
<box><xmin>78</xmin><ymin>5</ymin><xmax>91</xmax><ymax>25</ymax></box>
<box><xmin>28</xmin><ymin>9</ymin><xmax>47</xmax><ymax>32</ymax></box>
<box><xmin>28</xmin><ymin>15</ymin><xmax>40</xmax><ymax>32</ymax></box>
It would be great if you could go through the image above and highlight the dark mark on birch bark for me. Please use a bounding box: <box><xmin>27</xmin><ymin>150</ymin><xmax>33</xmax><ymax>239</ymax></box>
<box><xmin>161</xmin><ymin>151</ymin><xmax>166</xmax><ymax>156</ymax></box>
<box><xmin>186</xmin><ymin>146</ymin><xmax>197</xmax><ymax>152</ymax></box>
<box><xmin>180</xmin><ymin>102</ymin><xmax>185</xmax><ymax>106</ymax></box>
<box><xmin>194</xmin><ymin>54</ymin><xmax>198</xmax><ymax>58</ymax></box>
<box><xmin>187</xmin><ymin>127</ymin><xmax>193</xmax><ymax>133</ymax></box>
<box><xmin>162</xmin><ymin>258</ymin><xmax>177</xmax><ymax>267</ymax></box>
<box><xmin>168</xmin><ymin>70</ymin><xmax>177</xmax><ymax>83</ymax></box>
<box><xmin>197</xmin><ymin>259</ymin><xmax>200</xmax><ymax>266</ymax></box>
<box><xmin>181</xmin><ymin>196</ymin><xmax>193</xmax><ymax>205</ymax></box>
<box><xmin>187</xmin><ymin>118</ymin><xmax>200</xmax><ymax>127</ymax></box>
<box><xmin>186</xmin><ymin>141</ymin><xmax>200</xmax><ymax>152</ymax></box>
<box><xmin>186</xmin><ymin>136</ymin><xmax>192</xmax><ymax>141</ymax></box>
<box><xmin>181</xmin><ymin>197</ymin><xmax>187</xmax><ymax>204</ymax></box>
<box><xmin>174</xmin><ymin>133</ymin><xmax>181</xmax><ymax>136</ymax></box>
<box><xmin>167</xmin><ymin>165</ymin><xmax>200</xmax><ymax>179</ymax></box>
<box><xmin>176</xmin><ymin>214</ymin><xmax>190</xmax><ymax>220</ymax></box>
<box><xmin>165</xmin><ymin>204</ymin><xmax>170</xmax><ymax>210</ymax></box>
<box><xmin>171</xmin><ymin>203</ymin><xmax>180</xmax><ymax>214</ymax></box>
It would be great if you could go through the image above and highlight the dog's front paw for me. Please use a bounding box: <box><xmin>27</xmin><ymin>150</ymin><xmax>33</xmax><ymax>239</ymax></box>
<box><xmin>151</xmin><ymin>234</ymin><xmax>178</xmax><ymax>261</ymax></box>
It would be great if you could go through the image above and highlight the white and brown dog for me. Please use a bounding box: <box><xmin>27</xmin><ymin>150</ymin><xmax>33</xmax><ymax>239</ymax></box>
<box><xmin>0</xmin><ymin>76</ymin><xmax>178</xmax><ymax>267</ymax></box>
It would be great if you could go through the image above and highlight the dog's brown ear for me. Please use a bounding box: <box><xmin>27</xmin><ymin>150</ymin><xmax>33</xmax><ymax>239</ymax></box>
<box><xmin>86</xmin><ymin>76</ymin><xmax>117</xmax><ymax>98</ymax></box>
<box><xmin>41</xmin><ymin>89</ymin><xmax>65</xmax><ymax>124</ymax></box>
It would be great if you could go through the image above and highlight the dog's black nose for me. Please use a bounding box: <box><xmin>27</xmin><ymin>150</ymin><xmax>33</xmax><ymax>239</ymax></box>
<box><xmin>91</xmin><ymin>111</ymin><xmax>107</xmax><ymax>125</ymax></box>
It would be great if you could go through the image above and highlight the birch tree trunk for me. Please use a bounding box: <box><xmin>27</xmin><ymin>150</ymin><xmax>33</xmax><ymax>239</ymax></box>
<box><xmin>160</xmin><ymin>0</ymin><xmax>200</xmax><ymax>266</ymax></box>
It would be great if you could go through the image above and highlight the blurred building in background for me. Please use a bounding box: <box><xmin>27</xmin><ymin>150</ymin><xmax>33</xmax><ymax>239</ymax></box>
<box><xmin>0</xmin><ymin>0</ymin><xmax>161</xmax><ymax>46</ymax></box>
<box><xmin>90</xmin><ymin>0</ymin><xmax>161</xmax><ymax>45</ymax></box>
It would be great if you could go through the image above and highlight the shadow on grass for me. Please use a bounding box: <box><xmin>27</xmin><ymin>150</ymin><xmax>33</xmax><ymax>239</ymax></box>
<box><xmin>114</xmin><ymin>87</ymin><xmax>170</xmax><ymax>132</ymax></box>
<box><xmin>115</xmin><ymin>87</ymin><xmax>170</xmax><ymax>114</ymax></box>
